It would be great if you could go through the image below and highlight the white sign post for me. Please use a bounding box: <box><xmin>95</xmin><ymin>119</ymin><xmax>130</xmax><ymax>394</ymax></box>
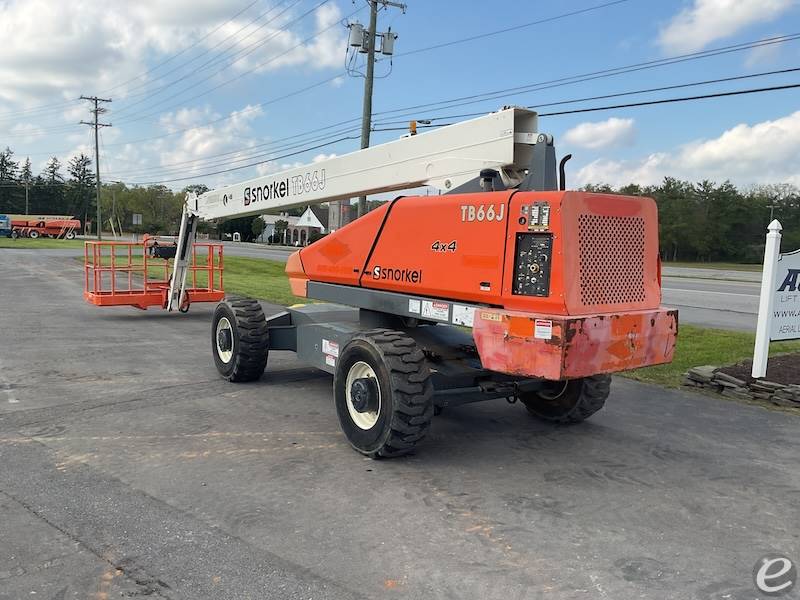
<box><xmin>751</xmin><ymin>219</ymin><xmax>800</xmax><ymax>377</ymax></box>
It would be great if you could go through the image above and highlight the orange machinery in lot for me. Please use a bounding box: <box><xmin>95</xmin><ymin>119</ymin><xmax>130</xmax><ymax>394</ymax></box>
<box><xmin>83</xmin><ymin>236</ymin><xmax>224</xmax><ymax>311</ymax></box>
<box><xmin>84</xmin><ymin>107</ymin><xmax>678</xmax><ymax>458</ymax></box>
<box><xmin>12</xmin><ymin>217</ymin><xmax>81</xmax><ymax>239</ymax></box>
<box><xmin>286</xmin><ymin>189</ymin><xmax>675</xmax><ymax>382</ymax></box>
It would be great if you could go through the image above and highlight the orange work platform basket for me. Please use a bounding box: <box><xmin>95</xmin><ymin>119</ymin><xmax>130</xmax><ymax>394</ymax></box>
<box><xmin>84</xmin><ymin>236</ymin><xmax>225</xmax><ymax>311</ymax></box>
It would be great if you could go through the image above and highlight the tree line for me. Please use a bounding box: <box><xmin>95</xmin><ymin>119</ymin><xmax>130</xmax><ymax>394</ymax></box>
<box><xmin>583</xmin><ymin>179</ymin><xmax>800</xmax><ymax>263</ymax></box>
<box><xmin>0</xmin><ymin>146</ymin><xmax>198</xmax><ymax>234</ymax></box>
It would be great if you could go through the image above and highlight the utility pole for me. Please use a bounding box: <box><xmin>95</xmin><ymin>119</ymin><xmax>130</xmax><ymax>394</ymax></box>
<box><xmin>80</xmin><ymin>95</ymin><xmax>111</xmax><ymax>240</ymax></box>
<box><xmin>336</xmin><ymin>0</ymin><xmax>404</xmax><ymax>225</ymax></box>
<box><xmin>357</xmin><ymin>1</ymin><xmax>380</xmax><ymax>219</ymax></box>
<box><xmin>24</xmin><ymin>181</ymin><xmax>29</xmax><ymax>215</ymax></box>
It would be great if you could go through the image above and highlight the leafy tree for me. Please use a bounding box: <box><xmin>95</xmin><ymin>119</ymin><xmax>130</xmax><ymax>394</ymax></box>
<box><xmin>219</xmin><ymin>216</ymin><xmax>259</xmax><ymax>242</ymax></box>
<box><xmin>43</xmin><ymin>157</ymin><xmax>64</xmax><ymax>183</ymax></box>
<box><xmin>0</xmin><ymin>147</ymin><xmax>18</xmax><ymax>182</ymax></box>
<box><xmin>251</xmin><ymin>217</ymin><xmax>266</xmax><ymax>240</ymax></box>
<box><xmin>66</xmin><ymin>154</ymin><xmax>94</xmax><ymax>222</ymax></box>
<box><xmin>273</xmin><ymin>218</ymin><xmax>289</xmax><ymax>244</ymax></box>
<box><xmin>183</xmin><ymin>184</ymin><xmax>209</xmax><ymax>195</ymax></box>
<box><xmin>0</xmin><ymin>147</ymin><xmax>19</xmax><ymax>212</ymax></box>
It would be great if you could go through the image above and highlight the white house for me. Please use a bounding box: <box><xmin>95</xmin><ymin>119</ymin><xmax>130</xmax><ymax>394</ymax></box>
<box><xmin>286</xmin><ymin>206</ymin><xmax>329</xmax><ymax>246</ymax></box>
<box><xmin>256</xmin><ymin>213</ymin><xmax>298</xmax><ymax>244</ymax></box>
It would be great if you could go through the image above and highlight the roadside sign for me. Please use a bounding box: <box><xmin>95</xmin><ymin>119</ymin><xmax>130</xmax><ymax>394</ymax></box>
<box><xmin>752</xmin><ymin>220</ymin><xmax>800</xmax><ymax>377</ymax></box>
<box><xmin>132</xmin><ymin>213</ymin><xmax>142</xmax><ymax>225</ymax></box>
<box><xmin>771</xmin><ymin>249</ymin><xmax>800</xmax><ymax>341</ymax></box>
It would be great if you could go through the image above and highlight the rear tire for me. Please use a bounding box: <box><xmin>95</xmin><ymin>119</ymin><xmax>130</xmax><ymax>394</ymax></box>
<box><xmin>65</xmin><ymin>231</ymin><xmax>76</xmax><ymax>240</ymax></box>
<box><xmin>334</xmin><ymin>329</ymin><xmax>433</xmax><ymax>458</ymax></box>
<box><xmin>520</xmin><ymin>375</ymin><xmax>610</xmax><ymax>423</ymax></box>
<box><xmin>211</xmin><ymin>298</ymin><xmax>269</xmax><ymax>382</ymax></box>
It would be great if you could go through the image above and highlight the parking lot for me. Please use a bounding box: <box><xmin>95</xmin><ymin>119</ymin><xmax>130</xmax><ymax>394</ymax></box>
<box><xmin>2</xmin><ymin>250</ymin><xmax>799</xmax><ymax>599</ymax></box>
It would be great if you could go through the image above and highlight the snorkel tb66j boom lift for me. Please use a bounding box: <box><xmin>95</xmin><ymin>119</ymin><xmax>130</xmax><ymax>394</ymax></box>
<box><xmin>150</xmin><ymin>107</ymin><xmax>678</xmax><ymax>457</ymax></box>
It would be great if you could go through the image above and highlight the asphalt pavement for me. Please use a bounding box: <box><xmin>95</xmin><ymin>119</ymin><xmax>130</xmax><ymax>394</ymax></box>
<box><xmin>1</xmin><ymin>250</ymin><xmax>799</xmax><ymax>599</ymax></box>
<box><xmin>662</xmin><ymin>276</ymin><xmax>760</xmax><ymax>331</ymax></box>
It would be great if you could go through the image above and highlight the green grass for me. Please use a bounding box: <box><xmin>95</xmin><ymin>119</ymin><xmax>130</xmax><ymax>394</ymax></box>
<box><xmin>0</xmin><ymin>237</ymin><xmax>86</xmax><ymax>249</ymax></box>
<box><xmin>624</xmin><ymin>324</ymin><xmax>800</xmax><ymax>387</ymax></box>
<box><xmin>663</xmin><ymin>261</ymin><xmax>761</xmax><ymax>272</ymax></box>
<box><xmin>221</xmin><ymin>256</ymin><xmax>304</xmax><ymax>305</ymax></box>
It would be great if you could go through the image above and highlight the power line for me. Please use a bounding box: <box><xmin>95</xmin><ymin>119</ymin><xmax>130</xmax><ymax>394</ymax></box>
<box><xmin>113</xmin><ymin>0</ymin><xmax>331</xmax><ymax>123</ymax></box>
<box><xmin>371</xmin><ymin>66</ymin><xmax>800</xmax><ymax>126</ymax></box>
<box><xmin>113</xmin><ymin>0</ymin><xmax>306</xmax><ymax>119</ymax></box>
<box><xmin>125</xmin><ymin>82</ymin><xmax>800</xmax><ymax>185</ymax></box>
<box><xmin>537</xmin><ymin>82</ymin><xmax>800</xmax><ymax>117</ymax></box>
<box><xmin>97</xmin><ymin>31</ymin><xmax>800</xmax><ymax>149</ymax></box>
<box><xmin>101</xmin><ymin>0</ymin><xmax>262</xmax><ymax>96</ymax></box>
<box><xmin>116</xmin><ymin>2</ymin><xmax>362</xmax><ymax>126</ymax></box>
<box><xmin>109</xmin><ymin>66</ymin><xmax>799</xmax><ymax>179</ymax></box>
<box><xmin>370</xmin><ymin>83</ymin><xmax>800</xmax><ymax>131</ymax></box>
<box><xmin>368</xmin><ymin>33</ymin><xmax>800</xmax><ymax>120</ymax></box>
<box><xmin>127</xmin><ymin>135</ymin><xmax>359</xmax><ymax>184</ymax></box>
<box><xmin>388</xmin><ymin>0</ymin><xmax>632</xmax><ymax>59</ymax></box>
<box><xmin>107</xmin><ymin>123</ymin><xmax>361</xmax><ymax>178</ymax></box>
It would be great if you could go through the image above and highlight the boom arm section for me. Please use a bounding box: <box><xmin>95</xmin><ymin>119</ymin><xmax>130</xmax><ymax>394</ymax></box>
<box><xmin>168</xmin><ymin>107</ymin><xmax>540</xmax><ymax>311</ymax></box>
<box><xmin>191</xmin><ymin>107</ymin><xmax>539</xmax><ymax>221</ymax></box>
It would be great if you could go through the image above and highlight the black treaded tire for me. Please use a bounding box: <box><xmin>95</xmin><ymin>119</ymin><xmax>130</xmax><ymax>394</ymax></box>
<box><xmin>520</xmin><ymin>375</ymin><xmax>610</xmax><ymax>423</ymax></box>
<box><xmin>211</xmin><ymin>297</ymin><xmax>269</xmax><ymax>382</ymax></box>
<box><xmin>334</xmin><ymin>329</ymin><xmax>434</xmax><ymax>458</ymax></box>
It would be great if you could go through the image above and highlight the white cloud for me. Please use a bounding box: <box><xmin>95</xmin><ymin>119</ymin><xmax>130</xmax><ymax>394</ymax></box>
<box><xmin>574</xmin><ymin>111</ymin><xmax>800</xmax><ymax>187</ymax></box>
<box><xmin>202</xmin><ymin>3</ymin><xmax>345</xmax><ymax>75</ymax></box>
<box><xmin>658</xmin><ymin>0</ymin><xmax>794</xmax><ymax>54</ymax></box>
<box><xmin>0</xmin><ymin>0</ymin><xmax>345</xmax><ymax>110</ymax></box>
<box><xmin>8</xmin><ymin>123</ymin><xmax>46</xmax><ymax>143</ymax></box>
<box><xmin>96</xmin><ymin>103</ymin><xmax>266</xmax><ymax>186</ymax></box>
<box><xmin>563</xmin><ymin>117</ymin><xmax>636</xmax><ymax>150</ymax></box>
<box><xmin>744</xmin><ymin>39</ymin><xmax>783</xmax><ymax>66</ymax></box>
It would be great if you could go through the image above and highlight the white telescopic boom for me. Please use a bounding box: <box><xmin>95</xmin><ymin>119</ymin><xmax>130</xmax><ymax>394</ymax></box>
<box><xmin>191</xmin><ymin>107</ymin><xmax>538</xmax><ymax>221</ymax></box>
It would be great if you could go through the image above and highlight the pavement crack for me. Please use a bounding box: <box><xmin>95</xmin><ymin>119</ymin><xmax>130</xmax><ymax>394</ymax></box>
<box><xmin>0</xmin><ymin>487</ymin><xmax>172</xmax><ymax>599</ymax></box>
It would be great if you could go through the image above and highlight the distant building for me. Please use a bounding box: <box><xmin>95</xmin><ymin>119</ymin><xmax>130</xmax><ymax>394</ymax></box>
<box><xmin>256</xmin><ymin>213</ymin><xmax>298</xmax><ymax>244</ymax></box>
<box><xmin>287</xmin><ymin>206</ymin><xmax>329</xmax><ymax>246</ymax></box>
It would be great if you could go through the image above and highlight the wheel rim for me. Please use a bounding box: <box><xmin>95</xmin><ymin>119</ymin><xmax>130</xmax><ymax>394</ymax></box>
<box><xmin>537</xmin><ymin>380</ymin><xmax>569</xmax><ymax>401</ymax></box>
<box><xmin>528</xmin><ymin>380</ymin><xmax>579</xmax><ymax>418</ymax></box>
<box><xmin>345</xmin><ymin>361</ymin><xmax>381</xmax><ymax>430</ymax></box>
<box><xmin>215</xmin><ymin>317</ymin><xmax>234</xmax><ymax>363</ymax></box>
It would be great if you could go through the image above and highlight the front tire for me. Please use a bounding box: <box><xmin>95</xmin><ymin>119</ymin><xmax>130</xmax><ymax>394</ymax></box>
<box><xmin>211</xmin><ymin>298</ymin><xmax>268</xmax><ymax>382</ymax></box>
<box><xmin>519</xmin><ymin>375</ymin><xmax>610</xmax><ymax>423</ymax></box>
<box><xmin>65</xmin><ymin>231</ymin><xmax>76</xmax><ymax>240</ymax></box>
<box><xmin>334</xmin><ymin>329</ymin><xmax>433</xmax><ymax>458</ymax></box>
<box><xmin>28</xmin><ymin>230</ymin><xmax>39</xmax><ymax>239</ymax></box>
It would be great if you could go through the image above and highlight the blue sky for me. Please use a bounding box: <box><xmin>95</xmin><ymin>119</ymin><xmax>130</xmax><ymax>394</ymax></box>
<box><xmin>0</xmin><ymin>0</ymin><xmax>799</xmax><ymax>191</ymax></box>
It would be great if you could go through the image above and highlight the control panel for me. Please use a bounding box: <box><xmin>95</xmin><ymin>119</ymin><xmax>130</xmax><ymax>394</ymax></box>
<box><xmin>512</xmin><ymin>233</ymin><xmax>553</xmax><ymax>296</ymax></box>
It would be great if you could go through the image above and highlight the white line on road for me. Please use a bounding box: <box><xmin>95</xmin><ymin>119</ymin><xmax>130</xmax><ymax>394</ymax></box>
<box><xmin>0</xmin><ymin>360</ymin><xmax>18</xmax><ymax>404</ymax></box>
<box><xmin>663</xmin><ymin>288</ymin><xmax>758</xmax><ymax>298</ymax></box>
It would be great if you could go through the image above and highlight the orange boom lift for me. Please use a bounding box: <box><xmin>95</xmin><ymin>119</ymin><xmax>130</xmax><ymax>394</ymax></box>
<box><xmin>87</xmin><ymin>107</ymin><xmax>677</xmax><ymax>457</ymax></box>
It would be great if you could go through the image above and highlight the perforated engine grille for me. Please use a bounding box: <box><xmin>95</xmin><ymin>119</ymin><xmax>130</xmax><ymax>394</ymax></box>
<box><xmin>578</xmin><ymin>214</ymin><xmax>646</xmax><ymax>306</ymax></box>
